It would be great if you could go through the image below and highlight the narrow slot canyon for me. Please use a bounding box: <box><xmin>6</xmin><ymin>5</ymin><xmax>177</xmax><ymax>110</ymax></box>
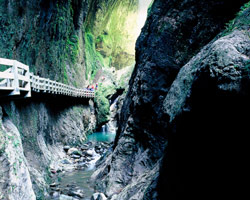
<box><xmin>1</xmin><ymin>0</ymin><xmax>250</xmax><ymax>200</ymax></box>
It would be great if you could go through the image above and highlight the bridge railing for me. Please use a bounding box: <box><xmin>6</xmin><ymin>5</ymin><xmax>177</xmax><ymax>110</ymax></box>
<box><xmin>29</xmin><ymin>74</ymin><xmax>95</xmax><ymax>98</ymax></box>
<box><xmin>0</xmin><ymin>58</ymin><xmax>31</xmax><ymax>97</ymax></box>
<box><xmin>0</xmin><ymin>58</ymin><xmax>95</xmax><ymax>98</ymax></box>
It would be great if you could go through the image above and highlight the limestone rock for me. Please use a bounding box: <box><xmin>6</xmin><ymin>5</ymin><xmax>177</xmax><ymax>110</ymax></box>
<box><xmin>91</xmin><ymin>192</ymin><xmax>107</xmax><ymax>200</ymax></box>
<box><xmin>92</xmin><ymin>1</ymin><xmax>250</xmax><ymax>199</ymax></box>
<box><xmin>67</xmin><ymin>148</ymin><xmax>82</xmax><ymax>156</ymax></box>
<box><xmin>59</xmin><ymin>194</ymin><xmax>78</xmax><ymax>200</ymax></box>
<box><xmin>0</xmin><ymin>109</ymin><xmax>36</xmax><ymax>200</ymax></box>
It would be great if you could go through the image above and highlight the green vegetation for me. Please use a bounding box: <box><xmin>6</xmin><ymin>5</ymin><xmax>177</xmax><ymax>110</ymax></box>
<box><xmin>85</xmin><ymin>31</ymin><xmax>99</xmax><ymax>80</ymax></box>
<box><xmin>238</xmin><ymin>1</ymin><xmax>250</xmax><ymax>15</ymax></box>
<box><xmin>83</xmin><ymin>0</ymin><xmax>139</xmax><ymax>79</ymax></box>
<box><xmin>66</xmin><ymin>34</ymin><xmax>80</xmax><ymax>64</ymax></box>
<box><xmin>94</xmin><ymin>82</ymin><xmax>116</xmax><ymax>126</ymax></box>
<box><xmin>147</xmin><ymin>0</ymin><xmax>154</xmax><ymax>15</ymax></box>
<box><xmin>243</xmin><ymin>60</ymin><xmax>250</xmax><ymax>78</ymax></box>
<box><xmin>0</xmin><ymin>1</ymin><xmax>85</xmax><ymax>86</ymax></box>
<box><xmin>223</xmin><ymin>1</ymin><xmax>250</xmax><ymax>35</ymax></box>
<box><xmin>95</xmin><ymin>90</ymin><xmax>110</xmax><ymax>126</ymax></box>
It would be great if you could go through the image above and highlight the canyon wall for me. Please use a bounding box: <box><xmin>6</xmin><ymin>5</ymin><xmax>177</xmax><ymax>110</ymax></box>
<box><xmin>92</xmin><ymin>0</ymin><xmax>250</xmax><ymax>199</ymax></box>
<box><xmin>0</xmin><ymin>0</ymin><xmax>145</xmax><ymax>198</ymax></box>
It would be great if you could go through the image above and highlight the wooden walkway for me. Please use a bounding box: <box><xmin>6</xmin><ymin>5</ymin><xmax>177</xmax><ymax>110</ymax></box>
<box><xmin>0</xmin><ymin>58</ymin><xmax>95</xmax><ymax>98</ymax></box>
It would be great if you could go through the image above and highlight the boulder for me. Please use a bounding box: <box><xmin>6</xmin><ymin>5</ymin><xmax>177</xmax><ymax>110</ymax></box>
<box><xmin>85</xmin><ymin>149</ymin><xmax>94</xmax><ymax>157</ymax></box>
<box><xmin>67</xmin><ymin>148</ymin><xmax>82</xmax><ymax>156</ymax></box>
<box><xmin>91</xmin><ymin>192</ymin><xmax>107</xmax><ymax>200</ymax></box>
<box><xmin>50</xmin><ymin>182</ymin><xmax>59</xmax><ymax>187</ymax></box>
<box><xmin>63</xmin><ymin>146</ymin><xmax>71</xmax><ymax>152</ymax></box>
<box><xmin>61</xmin><ymin>159</ymin><xmax>72</xmax><ymax>165</ymax></box>
<box><xmin>71</xmin><ymin>155</ymin><xmax>81</xmax><ymax>159</ymax></box>
<box><xmin>97</xmin><ymin>193</ymin><xmax>107</xmax><ymax>200</ymax></box>
<box><xmin>51</xmin><ymin>192</ymin><xmax>60</xmax><ymax>198</ymax></box>
<box><xmin>91</xmin><ymin>193</ymin><xmax>99</xmax><ymax>200</ymax></box>
<box><xmin>68</xmin><ymin>190</ymin><xmax>85</xmax><ymax>198</ymax></box>
<box><xmin>59</xmin><ymin>194</ymin><xmax>77</xmax><ymax>200</ymax></box>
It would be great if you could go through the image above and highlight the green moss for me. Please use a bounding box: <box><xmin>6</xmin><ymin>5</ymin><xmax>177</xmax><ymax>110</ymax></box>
<box><xmin>63</xmin><ymin>63</ymin><xmax>68</xmax><ymax>84</ymax></box>
<box><xmin>84</xmin><ymin>0</ymin><xmax>139</xmax><ymax>71</ymax></box>
<box><xmin>223</xmin><ymin>1</ymin><xmax>250</xmax><ymax>36</ymax></box>
<box><xmin>0</xmin><ymin>1</ymin><xmax>86</xmax><ymax>85</ymax></box>
<box><xmin>66</xmin><ymin>34</ymin><xmax>80</xmax><ymax>64</ymax></box>
<box><xmin>84</xmin><ymin>30</ymin><xmax>106</xmax><ymax>80</ymax></box>
<box><xmin>95</xmin><ymin>89</ymin><xmax>110</xmax><ymax>126</ymax></box>
<box><xmin>147</xmin><ymin>0</ymin><xmax>154</xmax><ymax>15</ymax></box>
<box><xmin>94</xmin><ymin>82</ymin><xmax>117</xmax><ymax>126</ymax></box>
<box><xmin>243</xmin><ymin>60</ymin><xmax>250</xmax><ymax>78</ymax></box>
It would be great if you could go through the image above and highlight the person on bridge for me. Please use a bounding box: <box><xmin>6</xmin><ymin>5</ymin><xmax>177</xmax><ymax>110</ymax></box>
<box><xmin>90</xmin><ymin>85</ymin><xmax>95</xmax><ymax>91</ymax></box>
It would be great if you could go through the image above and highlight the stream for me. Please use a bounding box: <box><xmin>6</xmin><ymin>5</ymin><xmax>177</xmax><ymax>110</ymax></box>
<box><xmin>49</xmin><ymin>132</ymin><xmax>115</xmax><ymax>200</ymax></box>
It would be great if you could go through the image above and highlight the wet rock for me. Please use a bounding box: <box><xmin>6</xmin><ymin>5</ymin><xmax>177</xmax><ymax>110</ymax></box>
<box><xmin>95</xmin><ymin>149</ymin><xmax>101</xmax><ymax>154</ymax></box>
<box><xmin>68</xmin><ymin>189</ymin><xmax>85</xmax><ymax>198</ymax></box>
<box><xmin>50</xmin><ymin>182</ymin><xmax>59</xmax><ymax>187</ymax></box>
<box><xmin>95</xmin><ymin>145</ymin><xmax>102</xmax><ymax>151</ymax></box>
<box><xmin>71</xmin><ymin>155</ymin><xmax>81</xmax><ymax>159</ymax></box>
<box><xmin>64</xmin><ymin>146</ymin><xmax>71</xmax><ymax>152</ymax></box>
<box><xmin>97</xmin><ymin>193</ymin><xmax>107</xmax><ymax>200</ymax></box>
<box><xmin>61</xmin><ymin>159</ymin><xmax>72</xmax><ymax>165</ymax></box>
<box><xmin>51</xmin><ymin>192</ymin><xmax>60</xmax><ymax>198</ymax></box>
<box><xmin>110</xmin><ymin>194</ymin><xmax>118</xmax><ymax>200</ymax></box>
<box><xmin>85</xmin><ymin>157</ymin><xmax>92</xmax><ymax>162</ymax></box>
<box><xmin>87</xmin><ymin>141</ymin><xmax>93</xmax><ymax>147</ymax></box>
<box><xmin>91</xmin><ymin>192</ymin><xmax>107</xmax><ymax>200</ymax></box>
<box><xmin>81</xmin><ymin>144</ymin><xmax>89</xmax><ymax>151</ymax></box>
<box><xmin>59</xmin><ymin>194</ymin><xmax>78</xmax><ymax>200</ymax></box>
<box><xmin>51</xmin><ymin>187</ymin><xmax>61</xmax><ymax>191</ymax></box>
<box><xmin>91</xmin><ymin>193</ymin><xmax>99</xmax><ymax>200</ymax></box>
<box><xmin>85</xmin><ymin>149</ymin><xmax>94</xmax><ymax>157</ymax></box>
<box><xmin>78</xmin><ymin>162</ymin><xmax>88</xmax><ymax>168</ymax></box>
<box><xmin>67</xmin><ymin>148</ymin><xmax>82</xmax><ymax>156</ymax></box>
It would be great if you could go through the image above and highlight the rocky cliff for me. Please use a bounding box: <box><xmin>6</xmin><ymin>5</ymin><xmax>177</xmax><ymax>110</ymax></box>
<box><xmin>0</xmin><ymin>1</ymin><xmax>96</xmax><ymax>198</ymax></box>
<box><xmin>1</xmin><ymin>0</ymin><xmax>250</xmax><ymax>199</ymax></box>
<box><xmin>85</xmin><ymin>0</ymin><xmax>139</xmax><ymax>74</ymax></box>
<box><xmin>92</xmin><ymin>0</ymin><xmax>250</xmax><ymax>199</ymax></box>
<box><xmin>0</xmin><ymin>96</ymin><xmax>96</xmax><ymax>199</ymax></box>
<box><xmin>0</xmin><ymin>0</ymin><xmax>147</xmax><ymax>199</ymax></box>
<box><xmin>0</xmin><ymin>0</ymin><xmax>89</xmax><ymax>85</ymax></box>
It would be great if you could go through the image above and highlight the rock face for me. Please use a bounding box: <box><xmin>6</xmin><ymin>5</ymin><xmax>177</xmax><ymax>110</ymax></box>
<box><xmin>0</xmin><ymin>0</ymin><xmax>139</xmax><ymax>198</ymax></box>
<box><xmin>92</xmin><ymin>0</ymin><xmax>250</xmax><ymax>199</ymax></box>
<box><xmin>0</xmin><ymin>107</ymin><xmax>36</xmax><ymax>200</ymax></box>
<box><xmin>85</xmin><ymin>0</ymin><xmax>139</xmax><ymax>72</ymax></box>
<box><xmin>0</xmin><ymin>0</ymin><xmax>90</xmax><ymax>85</ymax></box>
<box><xmin>0</xmin><ymin>97</ymin><xmax>96</xmax><ymax>199</ymax></box>
<box><xmin>158</xmin><ymin>28</ymin><xmax>250</xmax><ymax>200</ymax></box>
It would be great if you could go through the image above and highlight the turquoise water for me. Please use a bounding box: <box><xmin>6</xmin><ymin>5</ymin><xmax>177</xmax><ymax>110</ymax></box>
<box><xmin>50</xmin><ymin>132</ymin><xmax>116</xmax><ymax>199</ymax></box>
<box><xmin>87</xmin><ymin>132</ymin><xmax>116</xmax><ymax>143</ymax></box>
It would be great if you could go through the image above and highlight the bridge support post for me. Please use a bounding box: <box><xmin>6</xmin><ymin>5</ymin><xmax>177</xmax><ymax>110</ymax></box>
<box><xmin>25</xmin><ymin>66</ymin><xmax>31</xmax><ymax>98</ymax></box>
<box><xmin>10</xmin><ymin>61</ymin><xmax>20</xmax><ymax>96</ymax></box>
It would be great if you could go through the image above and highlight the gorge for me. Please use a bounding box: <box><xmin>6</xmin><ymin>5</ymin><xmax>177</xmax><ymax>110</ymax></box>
<box><xmin>1</xmin><ymin>0</ymin><xmax>250</xmax><ymax>200</ymax></box>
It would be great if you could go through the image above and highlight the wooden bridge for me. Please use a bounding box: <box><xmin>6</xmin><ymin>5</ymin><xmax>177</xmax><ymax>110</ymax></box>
<box><xmin>0</xmin><ymin>58</ymin><xmax>95</xmax><ymax>98</ymax></box>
